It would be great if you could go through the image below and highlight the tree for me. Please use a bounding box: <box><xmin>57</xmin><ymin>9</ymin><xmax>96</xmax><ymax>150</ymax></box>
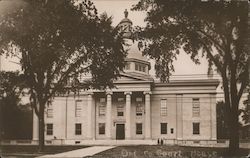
<box><xmin>216</xmin><ymin>101</ymin><xmax>229</xmax><ymax>139</ymax></box>
<box><xmin>132</xmin><ymin>0</ymin><xmax>248</xmax><ymax>154</ymax></box>
<box><xmin>240</xmin><ymin>99</ymin><xmax>249</xmax><ymax>124</ymax></box>
<box><xmin>0</xmin><ymin>0</ymin><xmax>126</xmax><ymax>151</ymax></box>
<box><xmin>0</xmin><ymin>71</ymin><xmax>32</xmax><ymax>139</ymax></box>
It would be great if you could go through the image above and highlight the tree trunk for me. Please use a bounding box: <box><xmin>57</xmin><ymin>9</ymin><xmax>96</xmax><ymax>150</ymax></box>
<box><xmin>38</xmin><ymin>103</ymin><xmax>45</xmax><ymax>152</ymax></box>
<box><xmin>222</xmin><ymin>74</ymin><xmax>240</xmax><ymax>155</ymax></box>
<box><xmin>227</xmin><ymin>81</ymin><xmax>240</xmax><ymax>155</ymax></box>
<box><xmin>228</xmin><ymin>108</ymin><xmax>240</xmax><ymax>155</ymax></box>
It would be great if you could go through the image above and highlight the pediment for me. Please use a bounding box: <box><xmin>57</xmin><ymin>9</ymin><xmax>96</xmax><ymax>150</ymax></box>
<box><xmin>115</xmin><ymin>72</ymin><xmax>153</xmax><ymax>83</ymax></box>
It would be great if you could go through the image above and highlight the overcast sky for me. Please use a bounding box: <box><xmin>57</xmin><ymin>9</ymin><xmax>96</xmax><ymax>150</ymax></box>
<box><xmin>1</xmin><ymin>0</ymin><xmax>209</xmax><ymax>77</ymax></box>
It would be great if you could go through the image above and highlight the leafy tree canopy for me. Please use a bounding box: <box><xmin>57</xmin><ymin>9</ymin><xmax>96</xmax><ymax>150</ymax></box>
<box><xmin>0</xmin><ymin>0</ymin><xmax>127</xmax><ymax>150</ymax></box>
<box><xmin>132</xmin><ymin>0</ymin><xmax>248</xmax><ymax>85</ymax></box>
<box><xmin>0</xmin><ymin>71</ymin><xmax>32</xmax><ymax>139</ymax></box>
<box><xmin>0</xmin><ymin>0</ymin><xmax>126</xmax><ymax>106</ymax></box>
<box><xmin>132</xmin><ymin>0</ymin><xmax>248</xmax><ymax>153</ymax></box>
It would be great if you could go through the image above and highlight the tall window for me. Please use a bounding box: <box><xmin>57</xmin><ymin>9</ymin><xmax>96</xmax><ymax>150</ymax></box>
<box><xmin>161</xmin><ymin>123</ymin><xmax>168</xmax><ymax>134</ymax></box>
<box><xmin>75</xmin><ymin>100</ymin><xmax>82</xmax><ymax>117</ymax></box>
<box><xmin>136</xmin><ymin>104</ymin><xmax>143</xmax><ymax>116</ymax></box>
<box><xmin>193</xmin><ymin>122</ymin><xmax>200</xmax><ymax>135</ymax></box>
<box><xmin>136</xmin><ymin>123</ymin><xmax>143</xmax><ymax>135</ymax></box>
<box><xmin>160</xmin><ymin>99</ymin><xmax>167</xmax><ymax>116</ymax></box>
<box><xmin>46</xmin><ymin>124</ymin><xmax>53</xmax><ymax>135</ymax></box>
<box><xmin>117</xmin><ymin>105</ymin><xmax>124</xmax><ymax>116</ymax></box>
<box><xmin>192</xmin><ymin>98</ymin><xmax>200</xmax><ymax>117</ymax></box>
<box><xmin>99</xmin><ymin>123</ymin><xmax>105</xmax><ymax>135</ymax></box>
<box><xmin>47</xmin><ymin>104</ymin><xmax>53</xmax><ymax>118</ymax></box>
<box><xmin>99</xmin><ymin>105</ymin><xmax>106</xmax><ymax>116</ymax></box>
<box><xmin>75</xmin><ymin>123</ymin><xmax>82</xmax><ymax>135</ymax></box>
<box><xmin>99</xmin><ymin>98</ymin><xmax>106</xmax><ymax>116</ymax></box>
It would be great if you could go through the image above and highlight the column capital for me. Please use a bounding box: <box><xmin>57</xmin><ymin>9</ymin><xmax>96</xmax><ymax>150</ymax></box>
<box><xmin>143</xmin><ymin>91</ymin><xmax>152</xmax><ymax>95</ymax></box>
<box><xmin>124</xmin><ymin>91</ymin><xmax>132</xmax><ymax>95</ymax></box>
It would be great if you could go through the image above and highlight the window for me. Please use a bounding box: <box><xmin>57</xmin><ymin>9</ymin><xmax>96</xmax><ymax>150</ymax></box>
<box><xmin>136</xmin><ymin>123</ymin><xmax>143</xmax><ymax>135</ymax></box>
<box><xmin>47</xmin><ymin>104</ymin><xmax>53</xmax><ymax>118</ymax></box>
<box><xmin>118</xmin><ymin>98</ymin><xmax>124</xmax><ymax>102</ymax></box>
<box><xmin>135</xmin><ymin>63</ymin><xmax>146</xmax><ymax>72</ymax></box>
<box><xmin>99</xmin><ymin>98</ymin><xmax>106</xmax><ymax>116</ymax></box>
<box><xmin>75</xmin><ymin>100</ymin><xmax>82</xmax><ymax>117</ymax></box>
<box><xmin>160</xmin><ymin>99</ymin><xmax>167</xmax><ymax>116</ymax></box>
<box><xmin>193</xmin><ymin>122</ymin><xmax>200</xmax><ymax>135</ymax></box>
<box><xmin>75</xmin><ymin>123</ymin><xmax>81</xmax><ymax>135</ymax></box>
<box><xmin>142</xmin><ymin>66</ymin><xmax>146</xmax><ymax>72</ymax></box>
<box><xmin>135</xmin><ymin>64</ymin><xmax>139</xmax><ymax>71</ymax></box>
<box><xmin>136</xmin><ymin>104</ymin><xmax>143</xmax><ymax>116</ymax></box>
<box><xmin>46</xmin><ymin>124</ymin><xmax>53</xmax><ymax>135</ymax></box>
<box><xmin>192</xmin><ymin>98</ymin><xmax>200</xmax><ymax>117</ymax></box>
<box><xmin>100</xmin><ymin>98</ymin><xmax>106</xmax><ymax>103</ymax></box>
<box><xmin>136</xmin><ymin>97</ymin><xmax>143</xmax><ymax>102</ymax></box>
<box><xmin>117</xmin><ymin>105</ymin><xmax>124</xmax><ymax>116</ymax></box>
<box><xmin>117</xmin><ymin>111</ymin><xmax>124</xmax><ymax>116</ymax></box>
<box><xmin>99</xmin><ymin>105</ymin><xmax>106</xmax><ymax>116</ymax></box>
<box><xmin>171</xmin><ymin>128</ymin><xmax>174</xmax><ymax>134</ymax></box>
<box><xmin>161</xmin><ymin>123</ymin><xmax>167</xmax><ymax>134</ymax></box>
<box><xmin>99</xmin><ymin>123</ymin><xmax>105</xmax><ymax>135</ymax></box>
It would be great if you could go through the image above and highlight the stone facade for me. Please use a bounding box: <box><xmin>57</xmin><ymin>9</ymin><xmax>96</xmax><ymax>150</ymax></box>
<box><xmin>32</xmin><ymin>75</ymin><xmax>219</xmax><ymax>144</ymax></box>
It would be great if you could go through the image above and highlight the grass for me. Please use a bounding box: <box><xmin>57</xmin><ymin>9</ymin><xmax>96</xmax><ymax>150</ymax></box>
<box><xmin>1</xmin><ymin>145</ymin><xmax>249</xmax><ymax>158</ymax></box>
<box><xmin>1</xmin><ymin>145</ymin><xmax>88</xmax><ymax>158</ymax></box>
<box><xmin>89</xmin><ymin>145</ymin><xmax>250</xmax><ymax>158</ymax></box>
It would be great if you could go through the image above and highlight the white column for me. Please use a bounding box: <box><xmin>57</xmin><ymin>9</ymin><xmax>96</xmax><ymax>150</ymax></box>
<box><xmin>87</xmin><ymin>93</ymin><xmax>93</xmax><ymax>139</ymax></box>
<box><xmin>106</xmin><ymin>92</ymin><xmax>112</xmax><ymax>139</ymax></box>
<box><xmin>144</xmin><ymin>91</ymin><xmax>151</xmax><ymax>139</ymax></box>
<box><xmin>125</xmin><ymin>92</ymin><xmax>132</xmax><ymax>139</ymax></box>
<box><xmin>210</xmin><ymin>94</ymin><xmax>217</xmax><ymax>140</ymax></box>
<box><xmin>176</xmin><ymin>94</ymin><xmax>183</xmax><ymax>140</ymax></box>
<box><xmin>32</xmin><ymin>109</ymin><xmax>39</xmax><ymax>140</ymax></box>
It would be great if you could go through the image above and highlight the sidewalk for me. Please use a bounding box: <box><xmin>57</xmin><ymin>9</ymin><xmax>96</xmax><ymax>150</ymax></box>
<box><xmin>37</xmin><ymin>146</ymin><xmax>115</xmax><ymax>158</ymax></box>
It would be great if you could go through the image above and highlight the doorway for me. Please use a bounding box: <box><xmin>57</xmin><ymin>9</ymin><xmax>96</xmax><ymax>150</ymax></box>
<box><xmin>116</xmin><ymin>124</ymin><xmax>125</xmax><ymax>140</ymax></box>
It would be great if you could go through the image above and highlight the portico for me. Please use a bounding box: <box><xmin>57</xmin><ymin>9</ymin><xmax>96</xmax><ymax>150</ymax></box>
<box><xmin>93</xmin><ymin>81</ymin><xmax>153</xmax><ymax>140</ymax></box>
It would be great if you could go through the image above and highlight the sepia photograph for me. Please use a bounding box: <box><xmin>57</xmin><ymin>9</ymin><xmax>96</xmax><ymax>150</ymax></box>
<box><xmin>0</xmin><ymin>0</ymin><xmax>249</xmax><ymax>157</ymax></box>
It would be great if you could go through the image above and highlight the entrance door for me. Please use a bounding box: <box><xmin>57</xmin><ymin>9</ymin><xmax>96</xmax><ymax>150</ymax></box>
<box><xmin>116</xmin><ymin>124</ymin><xmax>125</xmax><ymax>140</ymax></box>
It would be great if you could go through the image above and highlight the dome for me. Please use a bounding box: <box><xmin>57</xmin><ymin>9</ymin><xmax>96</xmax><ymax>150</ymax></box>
<box><xmin>119</xmin><ymin>18</ymin><xmax>132</xmax><ymax>25</ymax></box>
<box><xmin>118</xmin><ymin>9</ymin><xmax>151</xmax><ymax>74</ymax></box>
<box><xmin>118</xmin><ymin>9</ymin><xmax>133</xmax><ymax>25</ymax></box>
<box><xmin>126</xmin><ymin>40</ymin><xmax>148</xmax><ymax>62</ymax></box>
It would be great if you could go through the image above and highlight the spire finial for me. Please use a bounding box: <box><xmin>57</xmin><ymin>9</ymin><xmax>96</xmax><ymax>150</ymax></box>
<box><xmin>124</xmin><ymin>9</ymin><xmax>128</xmax><ymax>18</ymax></box>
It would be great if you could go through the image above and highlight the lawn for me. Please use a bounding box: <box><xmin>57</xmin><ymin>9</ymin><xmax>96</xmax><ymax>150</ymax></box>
<box><xmin>88</xmin><ymin>145</ymin><xmax>250</xmax><ymax>158</ymax></box>
<box><xmin>0</xmin><ymin>145</ymin><xmax>88</xmax><ymax>158</ymax></box>
<box><xmin>1</xmin><ymin>145</ymin><xmax>249</xmax><ymax>158</ymax></box>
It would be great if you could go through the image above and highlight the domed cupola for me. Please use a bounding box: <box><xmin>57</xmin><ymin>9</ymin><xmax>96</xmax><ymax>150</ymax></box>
<box><xmin>118</xmin><ymin>9</ymin><xmax>133</xmax><ymax>38</ymax></box>
<box><xmin>118</xmin><ymin>10</ymin><xmax>151</xmax><ymax>75</ymax></box>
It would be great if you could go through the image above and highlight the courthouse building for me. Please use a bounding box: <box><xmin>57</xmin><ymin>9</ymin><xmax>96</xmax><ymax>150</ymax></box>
<box><xmin>32</xmin><ymin>10</ymin><xmax>219</xmax><ymax>145</ymax></box>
